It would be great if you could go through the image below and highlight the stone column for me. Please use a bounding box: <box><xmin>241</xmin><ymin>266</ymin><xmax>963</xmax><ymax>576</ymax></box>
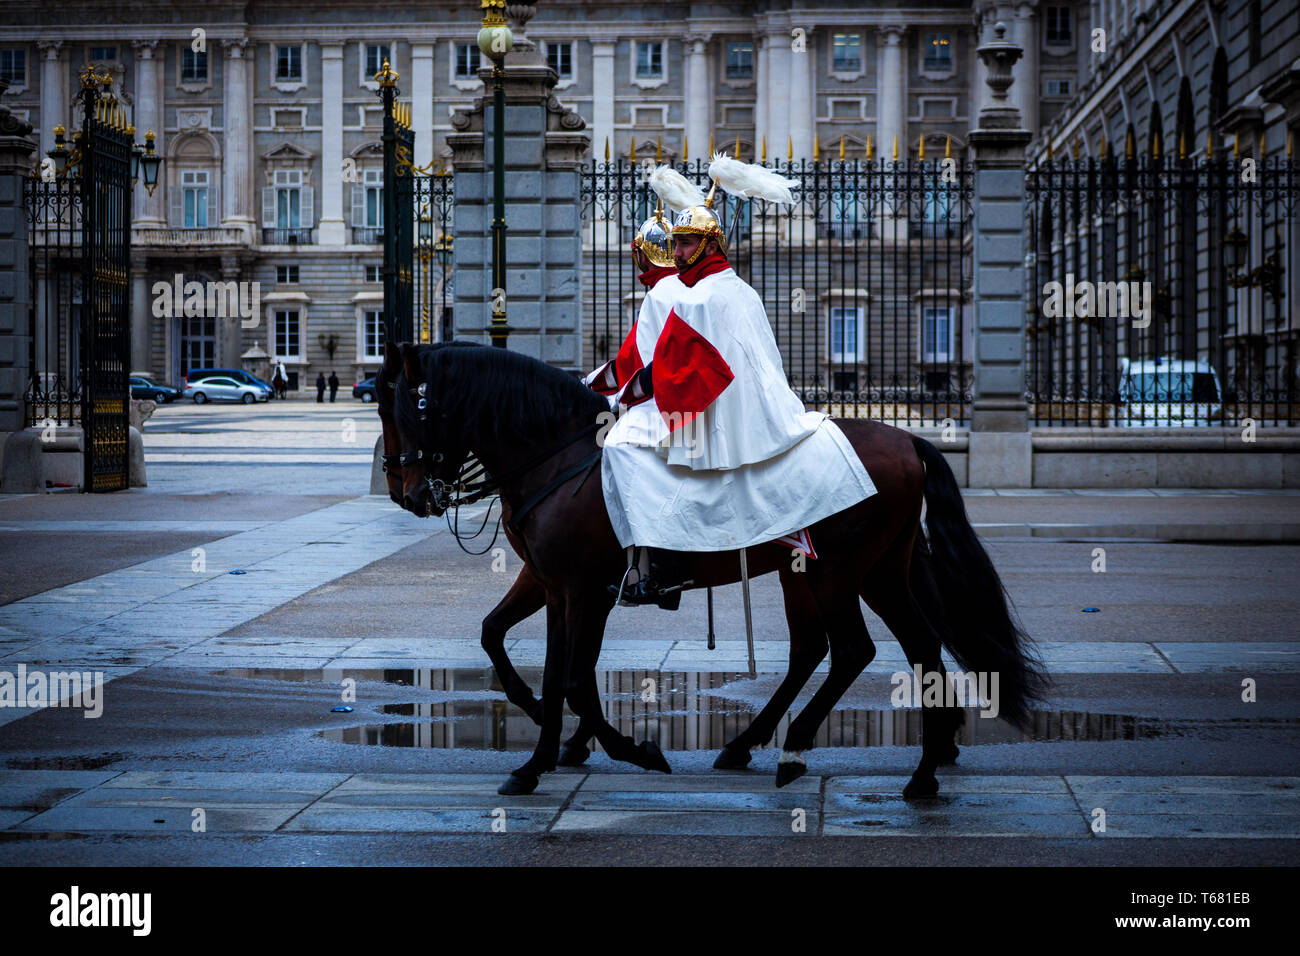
<box><xmin>755</xmin><ymin>35</ymin><xmax>769</xmax><ymax>158</ymax></box>
<box><xmin>877</xmin><ymin>25</ymin><xmax>907</xmax><ymax>242</ymax></box>
<box><xmin>685</xmin><ymin>35</ymin><xmax>711</xmax><ymax>159</ymax></box>
<box><xmin>131</xmin><ymin>40</ymin><xmax>163</xmax><ymax>227</ymax></box>
<box><xmin>221</xmin><ymin>38</ymin><xmax>254</xmax><ymax>241</ymax></box>
<box><xmin>130</xmin><ymin>268</ymin><xmax>151</xmax><ymax>375</ymax></box>
<box><xmin>445</xmin><ymin>6</ymin><xmax>589</xmax><ymax>368</ymax></box>
<box><xmin>590</xmin><ymin>41</ymin><xmax>615</xmax><ymax>159</ymax></box>
<box><xmin>0</xmin><ymin>95</ymin><xmax>38</xmax><ymax>489</ymax></box>
<box><xmin>766</xmin><ymin>27</ymin><xmax>791</xmax><ymax>162</ymax></box>
<box><xmin>411</xmin><ymin>43</ymin><xmax>435</xmax><ymax>171</ymax></box>
<box><xmin>968</xmin><ymin>22</ymin><xmax>1033</xmax><ymax>486</ymax></box>
<box><xmin>37</xmin><ymin>40</ymin><xmax>64</xmax><ymax>158</ymax></box>
<box><xmin>318</xmin><ymin>43</ymin><xmax>345</xmax><ymax>245</ymax></box>
<box><xmin>788</xmin><ymin>26</ymin><xmax>815</xmax><ymax>160</ymax></box>
<box><xmin>1013</xmin><ymin>2</ymin><xmax>1039</xmax><ymax>139</ymax></box>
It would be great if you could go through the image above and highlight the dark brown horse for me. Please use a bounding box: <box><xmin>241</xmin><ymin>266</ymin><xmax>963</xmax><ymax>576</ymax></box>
<box><xmin>389</xmin><ymin>342</ymin><xmax>1047</xmax><ymax>798</ymax></box>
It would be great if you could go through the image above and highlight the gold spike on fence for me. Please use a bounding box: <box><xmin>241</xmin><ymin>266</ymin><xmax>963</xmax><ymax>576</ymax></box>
<box><xmin>839</xmin><ymin>134</ymin><xmax>845</xmax><ymax>161</ymax></box>
<box><xmin>1125</xmin><ymin>128</ymin><xmax>1135</xmax><ymax>159</ymax></box>
<box><xmin>734</xmin><ymin>133</ymin><xmax>741</xmax><ymax>159</ymax></box>
<box><xmin>1205</xmin><ymin>130</ymin><xmax>1213</xmax><ymax>158</ymax></box>
<box><xmin>656</xmin><ymin>135</ymin><xmax>662</xmax><ymax>163</ymax></box>
<box><xmin>813</xmin><ymin>134</ymin><xmax>819</xmax><ymax>162</ymax></box>
<box><xmin>761</xmin><ymin>136</ymin><xmax>766</xmax><ymax>162</ymax></box>
<box><xmin>683</xmin><ymin>136</ymin><xmax>689</xmax><ymax>161</ymax></box>
<box><xmin>865</xmin><ymin>134</ymin><xmax>873</xmax><ymax>161</ymax></box>
<box><xmin>918</xmin><ymin>136</ymin><xmax>925</xmax><ymax>161</ymax></box>
<box><xmin>945</xmin><ymin>134</ymin><xmax>952</xmax><ymax>158</ymax></box>
<box><xmin>629</xmin><ymin>139</ymin><xmax>637</xmax><ymax>162</ymax></box>
<box><xmin>604</xmin><ymin>136</ymin><xmax>609</xmax><ymax>162</ymax></box>
<box><xmin>787</xmin><ymin>135</ymin><xmax>792</xmax><ymax>161</ymax></box>
<box><xmin>892</xmin><ymin>134</ymin><xmax>899</xmax><ymax>161</ymax></box>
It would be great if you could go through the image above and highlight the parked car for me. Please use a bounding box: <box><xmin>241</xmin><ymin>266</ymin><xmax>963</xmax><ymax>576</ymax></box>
<box><xmin>1115</xmin><ymin>357</ymin><xmax>1223</xmax><ymax>426</ymax></box>
<box><xmin>185</xmin><ymin>367</ymin><xmax>274</xmax><ymax>392</ymax></box>
<box><xmin>184</xmin><ymin>376</ymin><xmax>272</xmax><ymax>405</ymax></box>
<box><xmin>353</xmin><ymin>375</ymin><xmax>378</xmax><ymax>402</ymax></box>
<box><xmin>130</xmin><ymin>375</ymin><xmax>180</xmax><ymax>403</ymax></box>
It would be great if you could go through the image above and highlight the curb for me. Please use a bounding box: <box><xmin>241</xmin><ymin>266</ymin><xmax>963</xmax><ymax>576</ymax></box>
<box><xmin>974</xmin><ymin>523</ymin><xmax>1300</xmax><ymax>542</ymax></box>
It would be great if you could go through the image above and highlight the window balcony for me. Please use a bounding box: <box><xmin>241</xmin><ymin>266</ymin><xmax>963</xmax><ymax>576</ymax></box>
<box><xmin>261</xmin><ymin>228</ymin><xmax>314</xmax><ymax>245</ymax></box>
<box><xmin>351</xmin><ymin>226</ymin><xmax>383</xmax><ymax>245</ymax></box>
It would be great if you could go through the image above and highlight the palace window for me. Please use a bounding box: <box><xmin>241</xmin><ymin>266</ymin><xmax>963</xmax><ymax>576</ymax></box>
<box><xmin>1046</xmin><ymin>7</ymin><xmax>1072</xmax><ymax>46</ymax></box>
<box><xmin>924</xmin><ymin>34</ymin><xmax>953</xmax><ymax>72</ymax></box>
<box><xmin>277</xmin><ymin>265</ymin><xmax>299</xmax><ymax>284</ymax></box>
<box><xmin>274</xmin><ymin>309</ymin><xmax>302</xmax><ymax>360</ymax></box>
<box><xmin>182</xmin><ymin>170</ymin><xmax>209</xmax><ymax>228</ymax></box>
<box><xmin>921</xmin><ymin>305</ymin><xmax>955</xmax><ymax>364</ymax></box>
<box><xmin>90</xmin><ymin>46</ymin><xmax>116</xmax><ymax>61</ymax></box>
<box><xmin>636</xmin><ymin>41</ymin><xmax>663</xmax><ymax>79</ymax></box>
<box><xmin>365</xmin><ymin>44</ymin><xmax>390</xmax><ymax>78</ymax></box>
<box><xmin>546</xmin><ymin>41</ymin><xmax>573</xmax><ymax>79</ymax></box>
<box><xmin>181</xmin><ymin>48</ymin><xmax>207</xmax><ymax>82</ymax></box>
<box><xmin>829</xmin><ymin>305</ymin><xmax>864</xmax><ymax>363</ymax></box>
<box><xmin>365</xmin><ymin>264</ymin><xmax>381</xmax><ymax>283</ymax></box>
<box><xmin>363</xmin><ymin>309</ymin><xmax>384</xmax><ymax>361</ymax></box>
<box><xmin>726</xmin><ymin>41</ymin><xmax>753</xmax><ymax>79</ymax></box>
<box><xmin>276</xmin><ymin>45</ymin><xmax>302</xmax><ymax>81</ymax></box>
<box><xmin>0</xmin><ymin>49</ymin><xmax>25</xmax><ymax>85</ymax></box>
<box><xmin>832</xmin><ymin>34</ymin><xmax>862</xmax><ymax>73</ymax></box>
<box><xmin>455</xmin><ymin>43</ymin><xmax>481</xmax><ymax>78</ymax></box>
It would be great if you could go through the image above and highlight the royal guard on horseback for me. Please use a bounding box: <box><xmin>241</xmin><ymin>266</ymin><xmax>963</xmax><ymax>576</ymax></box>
<box><xmin>596</xmin><ymin>155</ymin><xmax>879</xmax><ymax>609</ymax></box>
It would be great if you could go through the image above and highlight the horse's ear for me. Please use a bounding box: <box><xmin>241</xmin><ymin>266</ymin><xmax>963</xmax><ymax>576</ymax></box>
<box><xmin>383</xmin><ymin>341</ymin><xmax>402</xmax><ymax>376</ymax></box>
<box><xmin>400</xmin><ymin>342</ymin><xmax>422</xmax><ymax>384</ymax></box>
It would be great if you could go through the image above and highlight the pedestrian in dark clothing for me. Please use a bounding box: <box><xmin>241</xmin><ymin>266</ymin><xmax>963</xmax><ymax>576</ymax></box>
<box><xmin>315</xmin><ymin>372</ymin><xmax>326</xmax><ymax>403</ymax></box>
<box><xmin>328</xmin><ymin>371</ymin><xmax>339</xmax><ymax>403</ymax></box>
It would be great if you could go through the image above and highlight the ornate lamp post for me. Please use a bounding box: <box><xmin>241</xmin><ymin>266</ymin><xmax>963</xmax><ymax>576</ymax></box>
<box><xmin>478</xmin><ymin>0</ymin><xmax>514</xmax><ymax>347</ymax></box>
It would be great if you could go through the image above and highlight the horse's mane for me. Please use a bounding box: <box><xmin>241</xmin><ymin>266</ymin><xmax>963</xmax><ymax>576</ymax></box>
<box><xmin>396</xmin><ymin>341</ymin><xmax>608</xmax><ymax>449</ymax></box>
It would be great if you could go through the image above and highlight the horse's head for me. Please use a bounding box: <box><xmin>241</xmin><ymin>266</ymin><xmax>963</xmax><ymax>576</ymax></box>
<box><xmin>394</xmin><ymin>342</ymin><xmax>471</xmax><ymax>517</ymax></box>
<box><xmin>375</xmin><ymin>342</ymin><xmax>408</xmax><ymax>507</ymax></box>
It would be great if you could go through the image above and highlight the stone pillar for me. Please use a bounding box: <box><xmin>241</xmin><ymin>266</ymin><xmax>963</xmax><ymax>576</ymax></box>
<box><xmin>590</xmin><ymin>41</ymin><xmax>615</xmax><ymax>159</ymax></box>
<box><xmin>968</xmin><ymin>22</ymin><xmax>1033</xmax><ymax>486</ymax></box>
<box><xmin>130</xmin><ymin>268</ymin><xmax>151</xmax><ymax>375</ymax></box>
<box><xmin>318</xmin><ymin>44</ymin><xmax>345</xmax><ymax>245</ymax></box>
<box><xmin>0</xmin><ymin>94</ymin><xmax>38</xmax><ymax>489</ymax></box>
<box><xmin>755</xmin><ymin>35</ymin><xmax>769</xmax><ymax>159</ymax></box>
<box><xmin>788</xmin><ymin>26</ymin><xmax>814</xmax><ymax>160</ymax></box>
<box><xmin>131</xmin><ymin>40</ymin><xmax>163</xmax><ymax>227</ymax></box>
<box><xmin>221</xmin><ymin>38</ymin><xmax>254</xmax><ymax>241</ymax></box>
<box><xmin>411</xmin><ymin>43</ymin><xmax>435</xmax><ymax>171</ymax></box>
<box><xmin>37</xmin><ymin>40</ymin><xmax>65</xmax><ymax>158</ymax></box>
<box><xmin>766</xmin><ymin>28</ymin><xmax>791</xmax><ymax>162</ymax></box>
<box><xmin>877</xmin><ymin>25</ymin><xmax>907</xmax><ymax>241</ymax></box>
<box><xmin>1013</xmin><ymin>2</ymin><xmax>1039</xmax><ymax>139</ymax></box>
<box><xmin>446</xmin><ymin>6</ymin><xmax>589</xmax><ymax>368</ymax></box>
<box><xmin>685</xmin><ymin>35</ymin><xmax>711</xmax><ymax>159</ymax></box>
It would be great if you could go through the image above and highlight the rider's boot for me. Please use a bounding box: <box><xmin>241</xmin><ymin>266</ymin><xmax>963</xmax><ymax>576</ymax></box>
<box><xmin>610</xmin><ymin>548</ymin><xmax>690</xmax><ymax>610</ymax></box>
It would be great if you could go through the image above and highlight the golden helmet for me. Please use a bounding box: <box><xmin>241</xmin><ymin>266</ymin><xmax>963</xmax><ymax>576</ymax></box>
<box><xmin>670</xmin><ymin>183</ymin><xmax>726</xmax><ymax>263</ymax></box>
<box><xmin>633</xmin><ymin>200</ymin><xmax>674</xmax><ymax>268</ymax></box>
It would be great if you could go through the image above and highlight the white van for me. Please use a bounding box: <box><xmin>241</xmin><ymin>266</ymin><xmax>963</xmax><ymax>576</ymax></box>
<box><xmin>1116</xmin><ymin>357</ymin><xmax>1223</xmax><ymax>426</ymax></box>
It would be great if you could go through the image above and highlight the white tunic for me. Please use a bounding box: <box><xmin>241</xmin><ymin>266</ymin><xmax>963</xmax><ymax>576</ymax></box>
<box><xmin>601</xmin><ymin>268</ymin><xmax>877</xmax><ymax>551</ymax></box>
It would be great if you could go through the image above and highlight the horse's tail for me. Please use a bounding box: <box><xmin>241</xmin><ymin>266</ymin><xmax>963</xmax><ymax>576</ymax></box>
<box><xmin>910</xmin><ymin>436</ymin><xmax>1048</xmax><ymax>729</ymax></box>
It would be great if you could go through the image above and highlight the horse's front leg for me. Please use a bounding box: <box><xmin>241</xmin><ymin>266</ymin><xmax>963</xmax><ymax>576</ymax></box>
<box><xmin>715</xmin><ymin>564</ymin><xmax>828</xmax><ymax>770</ymax></box>
<box><xmin>497</xmin><ymin>596</ymin><xmax>567</xmax><ymax>795</ymax></box>
<box><xmin>561</xmin><ymin>586</ymin><xmax>671</xmax><ymax>774</ymax></box>
<box><xmin>481</xmin><ymin>565</ymin><xmax>547</xmax><ymax>725</ymax></box>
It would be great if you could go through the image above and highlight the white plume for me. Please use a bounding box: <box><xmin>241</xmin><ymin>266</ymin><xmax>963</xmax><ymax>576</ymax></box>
<box><xmin>649</xmin><ymin>165</ymin><xmax>706</xmax><ymax>213</ymax></box>
<box><xmin>708</xmin><ymin>152</ymin><xmax>799</xmax><ymax>205</ymax></box>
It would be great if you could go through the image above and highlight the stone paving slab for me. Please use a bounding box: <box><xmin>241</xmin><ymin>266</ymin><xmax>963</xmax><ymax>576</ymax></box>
<box><xmin>1066</xmin><ymin>775</ymin><xmax>1300</xmax><ymax>793</ymax></box>
<box><xmin>1096</xmin><ymin>815</ymin><xmax>1300</xmax><ymax>838</ymax></box>
<box><xmin>821</xmin><ymin>810</ymin><xmax>1091</xmax><ymax>838</ymax></box>
<box><xmin>100</xmin><ymin>770</ymin><xmax>350</xmax><ymax>791</ymax></box>
<box><xmin>1154</xmin><ymin>642</ymin><xmax>1300</xmax><ymax>672</ymax></box>
<box><xmin>282</xmin><ymin>807</ymin><xmax>555</xmax><ymax>833</ymax></box>
<box><xmin>551</xmin><ymin>810</ymin><xmax>818</xmax><ymax>836</ymax></box>
<box><xmin>15</xmin><ymin>806</ymin><xmax>302</xmax><ymax>833</ymax></box>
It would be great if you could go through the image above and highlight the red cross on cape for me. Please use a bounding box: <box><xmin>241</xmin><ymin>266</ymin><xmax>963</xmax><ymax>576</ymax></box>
<box><xmin>651</xmin><ymin>309</ymin><xmax>735</xmax><ymax>432</ymax></box>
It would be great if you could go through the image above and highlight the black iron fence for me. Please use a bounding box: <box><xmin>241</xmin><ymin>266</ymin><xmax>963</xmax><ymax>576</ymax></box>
<box><xmin>1026</xmin><ymin>143</ymin><xmax>1299</xmax><ymax>427</ymax></box>
<box><xmin>580</xmin><ymin>149</ymin><xmax>974</xmax><ymax>426</ymax></box>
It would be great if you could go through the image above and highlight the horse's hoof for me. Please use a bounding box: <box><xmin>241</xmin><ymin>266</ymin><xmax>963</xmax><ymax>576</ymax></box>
<box><xmin>903</xmin><ymin>774</ymin><xmax>940</xmax><ymax>800</ymax></box>
<box><xmin>775</xmin><ymin>760</ymin><xmax>807</xmax><ymax>789</ymax></box>
<box><xmin>635</xmin><ymin>740</ymin><xmax>672</xmax><ymax>774</ymax></box>
<box><xmin>937</xmin><ymin>742</ymin><xmax>960</xmax><ymax>765</ymax></box>
<box><xmin>713</xmin><ymin>746</ymin><xmax>752</xmax><ymax>770</ymax></box>
<box><xmin>497</xmin><ymin>773</ymin><xmax>539</xmax><ymax>796</ymax></box>
<box><xmin>556</xmin><ymin>742</ymin><xmax>591</xmax><ymax>767</ymax></box>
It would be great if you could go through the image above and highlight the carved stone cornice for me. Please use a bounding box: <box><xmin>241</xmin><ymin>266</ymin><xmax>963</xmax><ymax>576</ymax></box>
<box><xmin>36</xmin><ymin>40</ymin><xmax>64</xmax><ymax>58</ymax></box>
<box><xmin>222</xmin><ymin>38</ymin><xmax>250</xmax><ymax>59</ymax></box>
<box><xmin>877</xmin><ymin>25</ymin><xmax>906</xmax><ymax>47</ymax></box>
<box><xmin>131</xmin><ymin>40</ymin><xmax>160</xmax><ymax>58</ymax></box>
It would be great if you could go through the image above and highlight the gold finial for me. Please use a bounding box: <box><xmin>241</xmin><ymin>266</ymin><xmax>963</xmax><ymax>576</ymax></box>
<box><xmin>126</xmin><ymin>123</ymin><xmax>134</xmax><ymax>137</ymax></box>
<box><xmin>708</xmin><ymin>132</ymin><xmax>714</xmax><ymax>156</ymax></box>
<box><xmin>656</xmin><ymin>135</ymin><xmax>662</xmax><ymax>163</ymax></box>
<box><xmin>761</xmin><ymin>136</ymin><xmax>766</xmax><ymax>162</ymax></box>
<box><xmin>734</xmin><ymin>133</ymin><xmax>741</xmax><ymax>159</ymax></box>
<box><xmin>683</xmin><ymin>136</ymin><xmax>688</xmax><ymax>161</ymax></box>
<box><xmin>145</xmin><ymin>129</ymin><xmax>155</xmax><ymax>144</ymax></box>
<box><xmin>376</xmin><ymin>58</ymin><xmax>399</xmax><ymax>87</ymax></box>
<box><xmin>1205</xmin><ymin>130</ymin><xmax>1213</xmax><ymax>158</ymax></box>
<box><xmin>1179</xmin><ymin>131</ymin><xmax>1187</xmax><ymax>159</ymax></box>
<box><xmin>53</xmin><ymin>123</ymin><xmax>65</xmax><ymax>138</ymax></box>
<box><xmin>1233</xmin><ymin>132</ymin><xmax>1239</xmax><ymax>158</ymax></box>
<box><xmin>604</xmin><ymin>136</ymin><xmax>609</xmax><ymax>162</ymax></box>
<box><xmin>629</xmin><ymin>139</ymin><xmax>637</xmax><ymax>162</ymax></box>
<box><xmin>839</xmin><ymin>135</ymin><xmax>845</xmax><ymax>161</ymax></box>
<box><xmin>704</xmin><ymin>178</ymin><xmax>718</xmax><ymax>208</ymax></box>
<box><xmin>813</xmin><ymin>134</ymin><xmax>819</xmax><ymax>161</ymax></box>
<box><xmin>918</xmin><ymin>135</ymin><xmax>925</xmax><ymax>161</ymax></box>
<box><xmin>892</xmin><ymin>134</ymin><xmax>899</xmax><ymax>161</ymax></box>
<box><xmin>787</xmin><ymin>135</ymin><xmax>792</xmax><ymax>161</ymax></box>
<box><xmin>1152</xmin><ymin>127</ymin><xmax>1161</xmax><ymax>158</ymax></box>
<box><xmin>865</xmin><ymin>134</ymin><xmax>873</xmax><ymax>161</ymax></box>
<box><xmin>1125</xmin><ymin>128</ymin><xmax>1135</xmax><ymax>159</ymax></box>
<box><xmin>945</xmin><ymin>134</ymin><xmax>952</xmax><ymax>159</ymax></box>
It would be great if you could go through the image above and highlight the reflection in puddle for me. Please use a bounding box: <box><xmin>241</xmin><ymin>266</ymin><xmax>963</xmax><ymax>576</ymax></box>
<box><xmin>218</xmin><ymin>667</ymin><xmax>1298</xmax><ymax>753</ymax></box>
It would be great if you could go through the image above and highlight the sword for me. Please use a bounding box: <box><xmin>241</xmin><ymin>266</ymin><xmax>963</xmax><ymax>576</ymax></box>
<box><xmin>739</xmin><ymin>547</ymin><xmax>755</xmax><ymax>678</ymax></box>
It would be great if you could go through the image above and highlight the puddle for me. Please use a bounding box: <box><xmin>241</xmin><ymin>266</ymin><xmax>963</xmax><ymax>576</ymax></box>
<box><xmin>219</xmin><ymin>667</ymin><xmax>1298</xmax><ymax>753</ymax></box>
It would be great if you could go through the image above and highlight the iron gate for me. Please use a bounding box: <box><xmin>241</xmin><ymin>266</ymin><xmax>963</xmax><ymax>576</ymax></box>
<box><xmin>377</xmin><ymin>63</ymin><xmax>454</xmax><ymax>347</ymax></box>
<box><xmin>580</xmin><ymin>141</ymin><xmax>974</xmax><ymax>425</ymax></box>
<box><xmin>24</xmin><ymin>67</ymin><xmax>132</xmax><ymax>491</ymax></box>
